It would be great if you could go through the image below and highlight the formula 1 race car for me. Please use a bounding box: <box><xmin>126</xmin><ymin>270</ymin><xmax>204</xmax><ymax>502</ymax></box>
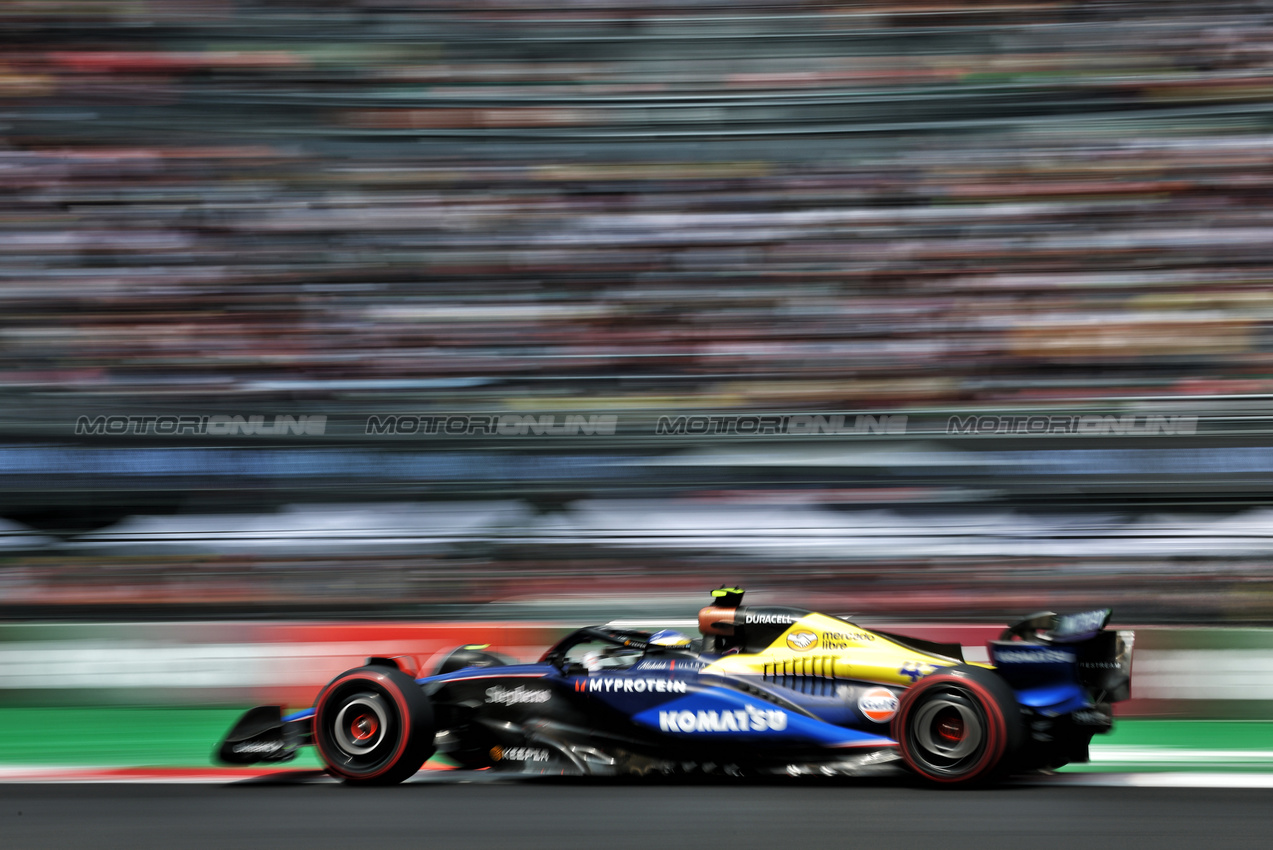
<box><xmin>217</xmin><ymin>588</ymin><xmax>1134</xmax><ymax>786</ymax></box>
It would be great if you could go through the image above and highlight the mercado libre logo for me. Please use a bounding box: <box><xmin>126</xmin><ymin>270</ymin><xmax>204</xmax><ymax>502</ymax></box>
<box><xmin>786</xmin><ymin>630</ymin><xmax>819</xmax><ymax>651</ymax></box>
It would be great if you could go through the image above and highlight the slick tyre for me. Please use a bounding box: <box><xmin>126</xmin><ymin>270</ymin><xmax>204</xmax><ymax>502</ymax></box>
<box><xmin>892</xmin><ymin>665</ymin><xmax>1022</xmax><ymax>786</ymax></box>
<box><xmin>313</xmin><ymin>666</ymin><xmax>435</xmax><ymax>785</ymax></box>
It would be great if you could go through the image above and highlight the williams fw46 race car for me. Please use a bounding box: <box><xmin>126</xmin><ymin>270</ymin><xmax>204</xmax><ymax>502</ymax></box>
<box><xmin>217</xmin><ymin>588</ymin><xmax>1133</xmax><ymax>786</ymax></box>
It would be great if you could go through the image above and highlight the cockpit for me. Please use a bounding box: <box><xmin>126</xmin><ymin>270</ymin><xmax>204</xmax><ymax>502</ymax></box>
<box><xmin>541</xmin><ymin>626</ymin><xmax>702</xmax><ymax>673</ymax></box>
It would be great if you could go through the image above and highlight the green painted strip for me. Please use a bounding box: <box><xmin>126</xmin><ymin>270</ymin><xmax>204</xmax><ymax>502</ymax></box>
<box><xmin>1064</xmin><ymin>720</ymin><xmax>1273</xmax><ymax>773</ymax></box>
<box><xmin>1098</xmin><ymin>719</ymin><xmax>1273</xmax><ymax>749</ymax></box>
<box><xmin>0</xmin><ymin>707</ymin><xmax>322</xmax><ymax>769</ymax></box>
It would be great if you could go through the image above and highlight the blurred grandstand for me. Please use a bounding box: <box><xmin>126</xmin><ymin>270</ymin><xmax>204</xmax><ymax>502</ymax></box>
<box><xmin>4</xmin><ymin>0</ymin><xmax>1273</xmax><ymax>622</ymax></box>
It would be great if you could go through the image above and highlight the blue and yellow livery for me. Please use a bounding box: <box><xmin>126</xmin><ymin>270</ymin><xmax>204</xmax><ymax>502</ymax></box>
<box><xmin>217</xmin><ymin>588</ymin><xmax>1133</xmax><ymax>786</ymax></box>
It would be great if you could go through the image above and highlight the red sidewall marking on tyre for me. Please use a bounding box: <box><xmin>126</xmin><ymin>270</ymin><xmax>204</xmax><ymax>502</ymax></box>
<box><xmin>894</xmin><ymin>674</ymin><xmax>1007</xmax><ymax>784</ymax></box>
<box><xmin>315</xmin><ymin>671</ymin><xmax>414</xmax><ymax>782</ymax></box>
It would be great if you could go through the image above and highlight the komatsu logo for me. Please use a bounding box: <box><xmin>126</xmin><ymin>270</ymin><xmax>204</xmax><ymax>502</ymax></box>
<box><xmin>583</xmin><ymin>678</ymin><xmax>689</xmax><ymax>694</ymax></box>
<box><xmin>658</xmin><ymin>705</ymin><xmax>788</xmax><ymax>733</ymax></box>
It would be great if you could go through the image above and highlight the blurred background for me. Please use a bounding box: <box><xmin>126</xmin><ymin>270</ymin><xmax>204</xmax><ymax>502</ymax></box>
<box><xmin>4</xmin><ymin>0</ymin><xmax>1273</xmax><ymax>639</ymax></box>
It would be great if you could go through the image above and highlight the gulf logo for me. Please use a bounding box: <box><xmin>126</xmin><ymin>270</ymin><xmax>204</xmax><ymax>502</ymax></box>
<box><xmin>786</xmin><ymin>630</ymin><xmax>819</xmax><ymax>651</ymax></box>
<box><xmin>858</xmin><ymin>687</ymin><xmax>899</xmax><ymax>723</ymax></box>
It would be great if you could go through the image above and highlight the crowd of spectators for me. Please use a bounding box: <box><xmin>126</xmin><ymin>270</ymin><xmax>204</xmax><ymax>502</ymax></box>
<box><xmin>5</xmin><ymin>1</ymin><xmax>1273</xmax><ymax>620</ymax></box>
<box><xmin>3</xmin><ymin>1</ymin><xmax>1273</xmax><ymax>408</ymax></box>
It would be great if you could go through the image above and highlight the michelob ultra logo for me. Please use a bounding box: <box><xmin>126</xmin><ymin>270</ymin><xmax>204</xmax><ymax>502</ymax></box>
<box><xmin>857</xmin><ymin>687</ymin><xmax>899</xmax><ymax>723</ymax></box>
<box><xmin>786</xmin><ymin>630</ymin><xmax>819</xmax><ymax>651</ymax></box>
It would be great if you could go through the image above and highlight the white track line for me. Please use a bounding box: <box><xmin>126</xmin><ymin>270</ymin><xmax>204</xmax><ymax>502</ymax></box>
<box><xmin>1026</xmin><ymin>772</ymin><xmax>1273</xmax><ymax>788</ymax></box>
<box><xmin>1086</xmin><ymin>747</ymin><xmax>1273</xmax><ymax>768</ymax></box>
<box><xmin>0</xmin><ymin>765</ymin><xmax>1272</xmax><ymax>788</ymax></box>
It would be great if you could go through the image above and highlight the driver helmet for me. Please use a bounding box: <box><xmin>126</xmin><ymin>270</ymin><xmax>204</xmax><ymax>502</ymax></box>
<box><xmin>648</xmin><ymin>629</ymin><xmax>693</xmax><ymax>648</ymax></box>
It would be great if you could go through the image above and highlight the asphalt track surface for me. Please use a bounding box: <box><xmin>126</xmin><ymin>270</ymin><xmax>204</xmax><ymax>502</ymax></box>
<box><xmin>2</xmin><ymin>772</ymin><xmax>1269</xmax><ymax>850</ymax></box>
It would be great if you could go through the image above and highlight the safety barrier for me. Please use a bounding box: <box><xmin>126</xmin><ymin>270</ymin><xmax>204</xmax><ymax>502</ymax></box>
<box><xmin>1</xmin><ymin>621</ymin><xmax>1270</xmax><ymax>717</ymax></box>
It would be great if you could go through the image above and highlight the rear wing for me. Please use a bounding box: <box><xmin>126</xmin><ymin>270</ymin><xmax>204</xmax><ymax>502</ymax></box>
<box><xmin>992</xmin><ymin>609</ymin><xmax>1134</xmax><ymax>704</ymax></box>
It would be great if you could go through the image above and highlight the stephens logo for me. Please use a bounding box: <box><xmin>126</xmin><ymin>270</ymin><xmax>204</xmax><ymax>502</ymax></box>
<box><xmin>857</xmin><ymin>687</ymin><xmax>899</xmax><ymax>723</ymax></box>
<box><xmin>485</xmin><ymin>686</ymin><xmax>552</xmax><ymax>705</ymax></box>
<box><xmin>786</xmin><ymin>630</ymin><xmax>819</xmax><ymax>651</ymax></box>
<box><xmin>658</xmin><ymin>705</ymin><xmax>789</xmax><ymax>734</ymax></box>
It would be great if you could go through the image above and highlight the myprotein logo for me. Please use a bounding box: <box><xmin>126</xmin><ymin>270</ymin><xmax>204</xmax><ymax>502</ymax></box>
<box><xmin>658</xmin><ymin>705</ymin><xmax>789</xmax><ymax>733</ymax></box>
<box><xmin>485</xmin><ymin>686</ymin><xmax>552</xmax><ymax>705</ymax></box>
<box><xmin>579</xmin><ymin>677</ymin><xmax>689</xmax><ymax>695</ymax></box>
<box><xmin>75</xmin><ymin>414</ymin><xmax>327</xmax><ymax>437</ymax></box>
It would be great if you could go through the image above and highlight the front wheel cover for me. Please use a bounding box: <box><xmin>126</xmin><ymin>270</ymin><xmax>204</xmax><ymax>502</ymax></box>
<box><xmin>313</xmin><ymin>666</ymin><xmax>435</xmax><ymax>785</ymax></box>
<box><xmin>892</xmin><ymin>666</ymin><xmax>1020</xmax><ymax>785</ymax></box>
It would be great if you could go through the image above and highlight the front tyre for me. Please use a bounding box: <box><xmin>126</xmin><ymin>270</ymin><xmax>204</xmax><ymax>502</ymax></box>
<box><xmin>892</xmin><ymin>665</ymin><xmax>1022</xmax><ymax>786</ymax></box>
<box><xmin>313</xmin><ymin>666</ymin><xmax>435</xmax><ymax>785</ymax></box>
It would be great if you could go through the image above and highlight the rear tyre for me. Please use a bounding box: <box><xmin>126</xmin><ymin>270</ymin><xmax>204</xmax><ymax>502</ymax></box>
<box><xmin>892</xmin><ymin>665</ymin><xmax>1022</xmax><ymax>786</ymax></box>
<box><xmin>313</xmin><ymin>666</ymin><xmax>435</xmax><ymax>785</ymax></box>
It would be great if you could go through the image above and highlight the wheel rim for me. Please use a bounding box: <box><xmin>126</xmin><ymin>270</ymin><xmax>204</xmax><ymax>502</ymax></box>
<box><xmin>332</xmin><ymin>692</ymin><xmax>389</xmax><ymax>758</ymax></box>
<box><xmin>907</xmin><ymin>687</ymin><xmax>987</xmax><ymax>775</ymax></box>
